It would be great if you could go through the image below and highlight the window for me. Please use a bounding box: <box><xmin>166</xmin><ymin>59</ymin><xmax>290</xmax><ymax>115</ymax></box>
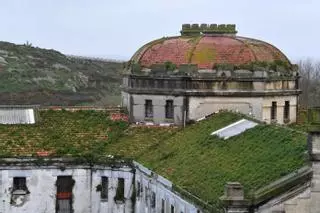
<box><xmin>101</xmin><ymin>177</ymin><xmax>108</xmax><ymax>200</ymax></box>
<box><xmin>151</xmin><ymin>191</ymin><xmax>156</xmax><ymax>208</ymax></box>
<box><xmin>271</xmin><ymin>101</ymin><xmax>277</xmax><ymax>121</ymax></box>
<box><xmin>13</xmin><ymin>177</ymin><xmax>28</xmax><ymax>193</ymax></box>
<box><xmin>136</xmin><ymin>181</ymin><xmax>141</xmax><ymax>197</ymax></box>
<box><xmin>145</xmin><ymin>186</ymin><xmax>148</xmax><ymax>203</ymax></box>
<box><xmin>115</xmin><ymin>178</ymin><xmax>125</xmax><ymax>202</ymax></box>
<box><xmin>161</xmin><ymin>199</ymin><xmax>165</xmax><ymax>213</ymax></box>
<box><xmin>165</xmin><ymin>100</ymin><xmax>174</xmax><ymax>119</ymax></box>
<box><xmin>284</xmin><ymin>101</ymin><xmax>290</xmax><ymax>121</ymax></box>
<box><xmin>145</xmin><ymin>100</ymin><xmax>153</xmax><ymax>118</ymax></box>
<box><xmin>171</xmin><ymin>204</ymin><xmax>175</xmax><ymax>213</ymax></box>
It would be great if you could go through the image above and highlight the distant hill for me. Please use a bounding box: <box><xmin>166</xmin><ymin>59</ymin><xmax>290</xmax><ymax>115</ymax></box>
<box><xmin>0</xmin><ymin>41</ymin><xmax>125</xmax><ymax>106</ymax></box>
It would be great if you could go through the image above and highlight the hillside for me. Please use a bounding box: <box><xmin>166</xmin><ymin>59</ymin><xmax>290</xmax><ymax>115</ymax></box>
<box><xmin>0</xmin><ymin>110</ymin><xmax>307</xmax><ymax>209</ymax></box>
<box><xmin>0</xmin><ymin>41</ymin><xmax>124</xmax><ymax>106</ymax></box>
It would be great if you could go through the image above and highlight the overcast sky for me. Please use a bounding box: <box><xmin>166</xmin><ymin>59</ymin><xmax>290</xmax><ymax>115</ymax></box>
<box><xmin>0</xmin><ymin>0</ymin><xmax>319</xmax><ymax>62</ymax></box>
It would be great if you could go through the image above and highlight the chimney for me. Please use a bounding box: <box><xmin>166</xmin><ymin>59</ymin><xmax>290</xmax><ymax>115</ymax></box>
<box><xmin>220</xmin><ymin>182</ymin><xmax>249</xmax><ymax>213</ymax></box>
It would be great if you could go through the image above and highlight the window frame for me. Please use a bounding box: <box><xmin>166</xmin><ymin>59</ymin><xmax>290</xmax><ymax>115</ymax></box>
<box><xmin>165</xmin><ymin>100</ymin><xmax>174</xmax><ymax>119</ymax></box>
<box><xmin>145</xmin><ymin>100</ymin><xmax>153</xmax><ymax>118</ymax></box>
<box><xmin>284</xmin><ymin>101</ymin><xmax>290</xmax><ymax>122</ymax></box>
<box><xmin>271</xmin><ymin>101</ymin><xmax>277</xmax><ymax>121</ymax></box>
<box><xmin>100</xmin><ymin>176</ymin><xmax>108</xmax><ymax>201</ymax></box>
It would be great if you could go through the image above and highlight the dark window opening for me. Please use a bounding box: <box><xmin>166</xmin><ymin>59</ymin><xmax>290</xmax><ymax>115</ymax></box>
<box><xmin>161</xmin><ymin>199</ymin><xmax>165</xmax><ymax>213</ymax></box>
<box><xmin>271</xmin><ymin>101</ymin><xmax>277</xmax><ymax>121</ymax></box>
<box><xmin>145</xmin><ymin>186</ymin><xmax>148</xmax><ymax>203</ymax></box>
<box><xmin>56</xmin><ymin>176</ymin><xmax>74</xmax><ymax>213</ymax></box>
<box><xmin>284</xmin><ymin>101</ymin><xmax>290</xmax><ymax>121</ymax></box>
<box><xmin>13</xmin><ymin>177</ymin><xmax>28</xmax><ymax>192</ymax></box>
<box><xmin>136</xmin><ymin>181</ymin><xmax>141</xmax><ymax>197</ymax></box>
<box><xmin>145</xmin><ymin>100</ymin><xmax>153</xmax><ymax>118</ymax></box>
<box><xmin>151</xmin><ymin>191</ymin><xmax>156</xmax><ymax>208</ymax></box>
<box><xmin>171</xmin><ymin>204</ymin><xmax>175</xmax><ymax>213</ymax></box>
<box><xmin>165</xmin><ymin>100</ymin><xmax>174</xmax><ymax>119</ymax></box>
<box><xmin>115</xmin><ymin>178</ymin><xmax>125</xmax><ymax>202</ymax></box>
<box><xmin>101</xmin><ymin>177</ymin><xmax>108</xmax><ymax>200</ymax></box>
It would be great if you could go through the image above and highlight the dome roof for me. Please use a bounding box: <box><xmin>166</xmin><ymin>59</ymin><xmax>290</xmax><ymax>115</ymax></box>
<box><xmin>131</xmin><ymin>25</ymin><xmax>291</xmax><ymax>70</ymax></box>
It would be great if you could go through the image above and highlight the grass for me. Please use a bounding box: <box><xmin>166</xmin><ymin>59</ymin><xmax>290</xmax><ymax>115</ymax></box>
<box><xmin>0</xmin><ymin>110</ymin><xmax>128</xmax><ymax>157</ymax></box>
<box><xmin>0</xmin><ymin>110</ymin><xmax>308</xmax><ymax>207</ymax></box>
<box><xmin>108</xmin><ymin>112</ymin><xmax>307</xmax><ymax>204</ymax></box>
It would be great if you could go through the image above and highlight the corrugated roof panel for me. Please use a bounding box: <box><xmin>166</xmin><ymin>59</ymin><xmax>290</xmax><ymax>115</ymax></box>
<box><xmin>0</xmin><ymin>108</ymin><xmax>35</xmax><ymax>124</ymax></box>
<box><xmin>211</xmin><ymin>119</ymin><xmax>258</xmax><ymax>139</ymax></box>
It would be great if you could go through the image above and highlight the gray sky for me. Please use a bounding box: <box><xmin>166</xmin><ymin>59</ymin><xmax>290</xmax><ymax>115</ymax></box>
<box><xmin>0</xmin><ymin>0</ymin><xmax>319</xmax><ymax>62</ymax></box>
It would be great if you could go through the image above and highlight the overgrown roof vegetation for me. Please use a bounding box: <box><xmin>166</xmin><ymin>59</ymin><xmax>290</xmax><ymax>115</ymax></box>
<box><xmin>0</xmin><ymin>110</ymin><xmax>307</xmax><ymax>207</ymax></box>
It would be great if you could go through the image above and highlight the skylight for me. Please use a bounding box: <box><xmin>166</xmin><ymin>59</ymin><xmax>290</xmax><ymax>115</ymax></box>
<box><xmin>211</xmin><ymin>119</ymin><xmax>258</xmax><ymax>139</ymax></box>
<box><xmin>0</xmin><ymin>108</ymin><xmax>35</xmax><ymax>124</ymax></box>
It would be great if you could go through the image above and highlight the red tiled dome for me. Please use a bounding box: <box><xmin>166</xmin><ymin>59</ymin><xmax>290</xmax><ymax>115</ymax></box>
<box><xmin>131</xmin><ymin>35</ymin><xmax>291</xmax><ymax>69</ymax></box>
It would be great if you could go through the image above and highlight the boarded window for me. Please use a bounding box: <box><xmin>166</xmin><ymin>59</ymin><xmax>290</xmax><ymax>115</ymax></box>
<box><xmin>101</xmin><ymin>177</ymin><xmax>108</xmax><ymax>200</ymax></box>
<box><xmin>271</xmin><ymin>101</ymin><xmax>277</xmax><ymax>120</ymax></box>
<box><xmin>151</xmin><ymin>191</ymin><xmax>156</xmax><ymax>208</ymax></box>
<box><xmin>284</xmin><ymin>101</ymin><xmax>290</xmax><ymax>121</ymax></box>
<box><xmin>115</xmin><ymin>178</ymin><xmax>125</xmax><ymax>202</ymax></box>
<box><xmin>145</xmin><ymin>100</ymin><xmax>153</xmax><ymax>118</ymax></box>
<box><xmin>161</xmin><ymin>199</ymin><xmax>165</xmax><ymax>213</ymax></box>
<box><xmin>165</xmin><ymin>100</ymin><xmax>174</xmax><ymax>119</ymax></box>
<box><xmin>171</xmin><ymin>204</ymin><xmax>175</xmax><ymax>213</ymax></box>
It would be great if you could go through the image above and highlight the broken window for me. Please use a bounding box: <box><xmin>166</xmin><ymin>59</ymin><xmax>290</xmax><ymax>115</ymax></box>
<box><xmin>284</xmin><ymin>101</ymin><xmax>290</xmax><ymax>122</ymax></box>
<box><xmin>161</xmin><ymin>199</ymin><xmax>165</xmax><ymax>213</ymax></box>
<box><xmin>114</xmin><ymin>178</ymin><xmax>125</xmax><ymax>202</ymax></box>
<box><xmin>13</xmin><ymin>177</ymin><xmax>28</xmax><ymax>193</ymax></box>
<box><xmin>101</xmin><ymin>177</ymin><xmax>108</xmax><ymax>200</ymax></box>
<box><xmin>165</xmin><ymin>100</ymin><xmax>174</xmax><ymax>119</ymax></box>
<box><xmin>151</xmin><ymin>191</ymin><xmax>156</xmax><ymax>208</ymax></box>
<box><xmin>11</xmin><ymin>177</ymin><xmax>29</xmax><ymax>207</ymax></box>
<box><xmin>56</xmin><ymin>176</ymin><xmax>74</xmax><ymax>213</ymax></box>
<box><xmin>271</xmin><ymin>101</ymin><xmax>277</xmax><ymax>121</ymax></box>
<box><xmin>171</xmin><ymin>204</ymin><xmax>175</xmax><ymax>213</ymax></box>
<box><xmin>145</xmin><ymin>100</ymin><xmax>153</xmax><ymax>118</ymax></box>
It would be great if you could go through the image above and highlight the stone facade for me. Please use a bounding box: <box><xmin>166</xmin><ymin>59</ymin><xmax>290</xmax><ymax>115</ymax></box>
<box><xmin>122</xmin><ymin>74</ymin><xmax>300</xmax><ymax>125</ymax></box>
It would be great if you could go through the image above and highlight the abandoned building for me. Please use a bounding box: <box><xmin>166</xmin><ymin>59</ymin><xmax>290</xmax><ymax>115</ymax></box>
<box><xmin>121</xmin><ymin>24</ymin><xmax>301</xmax><ymax>125</ymax></box>
<box><xmin>0</xmin><ymin>105</ymin><xmax>319</xmax><ymax>213</ymax></box>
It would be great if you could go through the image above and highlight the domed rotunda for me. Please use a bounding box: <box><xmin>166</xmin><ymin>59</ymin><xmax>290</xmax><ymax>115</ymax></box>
<box><xmin>121</xmin><ymin>24</ymin><xmax>300</xmax><ymax>125</ymax></box>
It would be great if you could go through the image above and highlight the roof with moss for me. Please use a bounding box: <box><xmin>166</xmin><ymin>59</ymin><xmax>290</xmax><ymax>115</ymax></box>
<box><xmin>0</xmin><ymin>110</ymin><xmax>307</xmax><ymax>209</ymax></box>
<box><xmin>131</xmin><ymin>24</ymin><xmax>291</xmax><ymax>70</ymax></box>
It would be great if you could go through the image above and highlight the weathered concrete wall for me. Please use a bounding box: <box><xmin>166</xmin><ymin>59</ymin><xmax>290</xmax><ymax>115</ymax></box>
<box><xmin>255</xmin><ymin>184</ymin><xmax>311</xmax><ymax>213</ymax></box>
<box><xmin>130</xmin><ymin>94</ymin><xmax>185</xmax><ymax>125</ymax></box>
<box><xmin>0</xmin><ymin>163</ymin><xmax>201</xmax><ymax>213</ymax></box>
<box><xmin>188</xmin><ymin>96</ymin><xmax>263</xmax><ymax>121</ymax></box>
<box><xmin>0</xmin><ymin>167</ymin><xmax>133</xmax><ymax>213</ymax></box>
<box><xmin>134</xmin><ymin>162</ymin><xmax>201</xmax><ymax>213</ymax></box>
<box><xmin>262</xmin><ymin>95</ymin><xmax>297</xmax><ymax>124</ymax></box>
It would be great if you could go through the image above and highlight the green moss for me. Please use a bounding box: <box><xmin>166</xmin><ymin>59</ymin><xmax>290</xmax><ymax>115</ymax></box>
<box><xmin>107</xmin><ymin>112</ymin><xmax>307</xmax><ymax>205</ymax></box>
<box><xmin>192</xmin><ymin>47</ymin><xmax>216</xmax><ymax>64</ymax></box>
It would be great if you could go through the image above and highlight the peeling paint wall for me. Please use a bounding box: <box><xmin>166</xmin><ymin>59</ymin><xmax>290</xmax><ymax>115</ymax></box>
<box><xmin>0</xmin><ymin>163</ymin><xmax>201</xmax><ymax>213</ymax></box>
<box><xmin>134</xmin><ymin>162</ymin><xmax>201</xmax><ymax>213</ymax></box>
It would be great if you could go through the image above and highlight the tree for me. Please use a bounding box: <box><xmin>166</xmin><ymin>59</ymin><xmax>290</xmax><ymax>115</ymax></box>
<box><xmin>298</xmin><ymin>59</ymin><xmax>320</xmax><ymax>108</ymax></box>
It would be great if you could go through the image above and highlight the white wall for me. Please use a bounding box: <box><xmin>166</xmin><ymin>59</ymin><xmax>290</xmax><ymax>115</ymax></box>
<box><xmin>262</xmin><ymin>95</ymin><xmax>297</xmax><ymax>124</ymax></box>
<box><xmin>134</xmin><ymin>162</ymin><xmax>201</xmax><ymax>213</ymax></box>
<box><xmin>0</xmin><ymin>167</ymin><xmax>133</xmax><ymax>213</ymax></box>
<box><xmin>188</xmin><ymin>96</ymin><xmax>263</xmax><ymax>121</ymax></box>
<box><xmin>0</xmin><ymin>163</ymin><xmax>201</xmax><ymax>213</ymax></box>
